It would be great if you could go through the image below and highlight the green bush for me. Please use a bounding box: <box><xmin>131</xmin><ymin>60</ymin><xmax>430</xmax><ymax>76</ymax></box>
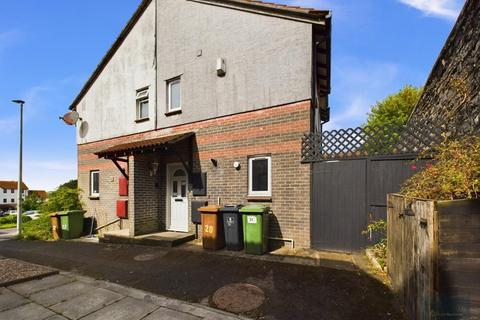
<box><xmin>40</xmin><ymin>187</ymin><xmax>82</xmax><ymax>214</ymax></box>
<box><xmin>0</xmin><ymin>215</ymin><xmax>31</xmax><ymax>225</ymax></box>
<box><xmin>401</xmin><ymin>136</ymin><xmax>480</xmax><ymax>200</ymax></box>
<box><xmin>363</xmin><ymin>219</ymin><xmax>387</xmax><ymax>269</ymax></box>
<box><xmin>19</xmin><ymin>181</ymin><xmax>83</xmax><ymax>241</ymax></box>
<box><xmin>22</xmin><ymin>193</ymin><xmax>45</xmax><ymax>211</ymax></box>
<box><xmin>19</xmin><ymin>213</ymin><xmax>52</xmax><ymax>241</ymax></box>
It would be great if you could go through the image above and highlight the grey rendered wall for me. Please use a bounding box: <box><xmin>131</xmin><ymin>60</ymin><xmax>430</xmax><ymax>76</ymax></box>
<box><xmin>76</xmin><ymin>2</ymin><xmax>156</xmax><ymax>144</ymax></box>
<box><xmin>156</xmin><ymin>0</ymin><xmax>313</xmax><ymax>128</ymax></box>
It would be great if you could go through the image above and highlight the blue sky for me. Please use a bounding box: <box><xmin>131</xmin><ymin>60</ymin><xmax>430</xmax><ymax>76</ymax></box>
<box><xmin>0</xmin><ymin>0</ymin><xmax>463</xmax><ymax>190</ymax></box>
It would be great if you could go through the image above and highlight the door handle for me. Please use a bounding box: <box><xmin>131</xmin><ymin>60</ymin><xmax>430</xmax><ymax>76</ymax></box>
<box><xmin>175</xmin><ymin>199</ymin><xmax>183</xmax><ymax>202</ymax></box>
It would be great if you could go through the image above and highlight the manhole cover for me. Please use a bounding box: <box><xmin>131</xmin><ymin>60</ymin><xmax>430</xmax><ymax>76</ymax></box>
<box><xmin>133</xmin><ymin>253</ymin><xmax>156</xmax><ymax>261</ymax></box>
<box><xmin>212</xmin><ymin>283</ymin><xmax>265</xmax><ymax>313</ymax></box>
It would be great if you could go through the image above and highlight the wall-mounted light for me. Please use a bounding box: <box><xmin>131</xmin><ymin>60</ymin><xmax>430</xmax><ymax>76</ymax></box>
<box><xmin>211</xmin><ymin>159</ymin><xmax>218</xmax><ymax>167</ymax></box>
<box><xmin>233</xmin><ymin>161</ymin><xmax>241</xmax><ymax>170</ymax></box>
<box><xmin>216</xmin><ymin>58</ymin><xmax>226</xmax><ymax>77</ymax></box>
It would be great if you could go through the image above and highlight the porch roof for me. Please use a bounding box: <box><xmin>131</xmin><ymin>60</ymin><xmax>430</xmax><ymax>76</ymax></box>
<box><xmin>95</xmin><ymin>132</ymin><xmax>195</xmax><ymax>159</ymax></box>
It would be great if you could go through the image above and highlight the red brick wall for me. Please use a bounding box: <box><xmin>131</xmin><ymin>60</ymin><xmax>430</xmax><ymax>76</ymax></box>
<box><xmin>78</xmin><ymin>100</ymin><xmax>312</xmax><ymax>247</ymax></box>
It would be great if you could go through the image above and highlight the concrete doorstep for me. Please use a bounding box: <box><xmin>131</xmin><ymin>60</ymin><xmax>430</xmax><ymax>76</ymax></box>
<box><xmin>0</xmin><ymin>272</ymin><xmax>246</xmax><ymax>320</ymax></box>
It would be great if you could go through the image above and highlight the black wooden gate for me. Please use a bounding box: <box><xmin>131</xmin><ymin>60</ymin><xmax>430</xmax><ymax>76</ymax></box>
<box><xmin>303</xmin><ymin>123</ymin><xmax>443</xmax><ymax>252</ymax></box>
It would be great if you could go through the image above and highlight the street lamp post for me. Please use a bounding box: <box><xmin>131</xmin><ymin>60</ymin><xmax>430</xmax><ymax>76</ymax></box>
<box><xmin>12</xmin><ymin>99</ymin><xmax>25</xmax><ymax>236</ymax></box>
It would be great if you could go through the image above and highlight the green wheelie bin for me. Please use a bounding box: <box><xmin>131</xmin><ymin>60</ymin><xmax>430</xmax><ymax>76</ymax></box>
<box><xmin>58</xmin><ymin>210</ymin><xmax>86</xmax><ymax>239</ymax></box>
<box><xmin>240</xmin><ymin>205</ymin><xmax>269</xmax><ymax>255</ymax></box>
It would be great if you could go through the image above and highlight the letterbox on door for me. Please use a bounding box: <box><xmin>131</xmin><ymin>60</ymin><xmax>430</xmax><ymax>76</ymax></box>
<box><xmin>119</xmin><ymin>177</ymin><xmax>128</xmax><ymax>196</ymax></box>
<box><xmin>116</xmin><ymin>200</ymin><xmax>128</xmax><ymax>219</ymax></box>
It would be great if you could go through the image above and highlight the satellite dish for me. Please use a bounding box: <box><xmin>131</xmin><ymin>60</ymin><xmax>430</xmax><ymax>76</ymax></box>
<box><xmin>60</xmin><ymin>111</ymin><xmax>80</xmax><ymax>125</ymax></box>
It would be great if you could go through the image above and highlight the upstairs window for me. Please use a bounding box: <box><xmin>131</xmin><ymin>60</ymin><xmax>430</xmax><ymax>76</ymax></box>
<box><xmin>90</xmin><ymin>171</ymin><xmax>100</xmax><ymax>197</ymax></box>
<box><xmin>167</xmin><ymin>77</ymin><xmax>181</xmax><ymax>112</ymax></box>
<box><xmin>248</xmin><ymin>156</ymin><xmax>272</xmax><ymax>197</ymax></box>
<box><xmin>2</xmin><ymin>189</ymin><xmax>6</xmax><ymax>193</ymax></box>
<box><xmin>136</xmin><ymin>88</ymin><xmax>149</xmax><ymax>121</ymax></box>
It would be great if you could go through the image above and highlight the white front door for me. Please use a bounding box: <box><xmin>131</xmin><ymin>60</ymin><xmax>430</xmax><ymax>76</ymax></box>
<box><xmin>167</xmin><ymin>164</ymin><xmax>189</xmax><ymax>232</ymax></box>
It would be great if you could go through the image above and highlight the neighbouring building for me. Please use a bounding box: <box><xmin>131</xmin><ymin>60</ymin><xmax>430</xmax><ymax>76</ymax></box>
<box><xmin>0</xmin><ymin>181</ymin><xmax>29</xmax><ymax>211</ymax></box>
<box><xmin>72</xmin><ymin>0</ymin><xmax>331</xmax><ymax>248</ymax></box>
<box><xmin>410</xmin><ymin>0</ymin><xmax>480</xmax><ymax>137</ymax></box>
<box><xmin>29</xmin><ymin>190</ymin><xmax>48</xmax><ymax>201</ymax></box>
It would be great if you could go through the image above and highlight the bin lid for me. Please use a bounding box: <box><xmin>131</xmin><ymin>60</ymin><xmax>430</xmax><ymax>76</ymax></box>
<box><xmin>55</xmin><ymin>210</ymin><xmax>86</xmax><ymax>216</ymax></box>
<box><xmin>199</xmin><ymin>205</ymin><xmax>221</xmax><ymax>213</ymax></box>
<box><xmin>239</xmin><ymin>204</ymin><xmax>269</xmax><ymax>213</ymax></box>
<box><xmin>219</xmin><ymin>205</ymin><xmax>243</xmax><ymax>213</ymax></box>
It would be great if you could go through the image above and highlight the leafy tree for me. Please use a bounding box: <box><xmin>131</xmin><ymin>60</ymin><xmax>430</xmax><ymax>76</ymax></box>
<box><xmin>58</xmin><ymin>179</ymin><xmax>78</xmax><ymax>190</ymax></box>
<box><xmin>21</xmin><ymin>193</ymin><xmax>44</xmax><ymax>211</ymax></box>
<box><xmin>39</xmin><ymin>187</ymin><xmax>82</xmax><ymax>214</ymax></box>
<box><xmin>364</xmin><ymin>85</ymin><xmax>423</xmax><ymax>128</ymax></box>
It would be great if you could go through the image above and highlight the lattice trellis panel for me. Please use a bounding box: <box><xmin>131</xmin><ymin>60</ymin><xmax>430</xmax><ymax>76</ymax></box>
<box><xmin>302</xmin><ymin>122</ymin><xmax>444</xmax><ymax>162</ymax></box>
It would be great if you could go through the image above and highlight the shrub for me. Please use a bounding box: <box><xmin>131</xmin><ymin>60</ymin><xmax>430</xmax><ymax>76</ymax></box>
<box><xmin>40</xmin><ymin>187</ymin><xmax>82</xmax><ymax>214</ymax></box>
<box><xmin>22</xmin><ymin>193</ymin><xmax>45</xmax><ymax>211</ymax></box>
<box><xmin>363</xmin><ymin>219</ymin><xmax>387</xmax><ymax>270</ymax></box>
<box><xmin>19</xmin><ymin>213</ymin><xmax>52</xmax><ymax>241</ymax></box>
<box><xmin>401</xmin><ymin>136</ymin><xmax>480</xmax><ymax>200</ymax></box>
<box><xmin>0</xmin><ymin>215</ymin><xmax>31</xmax><ymax>225</ymax></box>
<box><xmin>19</xmin><ymin>181</ymin><xmax>82</xmax><ymax>241</ymax></box>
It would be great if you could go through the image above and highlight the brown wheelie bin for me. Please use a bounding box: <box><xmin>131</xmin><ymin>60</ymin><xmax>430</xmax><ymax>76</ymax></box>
<box><xmin>199</xmin><ymin>205</ymin><xmax>225</xmax><ymax>250</ymax></box>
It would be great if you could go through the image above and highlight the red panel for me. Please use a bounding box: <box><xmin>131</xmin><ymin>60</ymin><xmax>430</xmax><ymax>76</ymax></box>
<box><xmin>116</xmin><ymin>200</ymin><xmax>128</xmax><ymax>219</ymax></box>
<box><xmin>119</xmin><ymin>177</ymin><xmax>128</xmax><ymax>196</ymax></box>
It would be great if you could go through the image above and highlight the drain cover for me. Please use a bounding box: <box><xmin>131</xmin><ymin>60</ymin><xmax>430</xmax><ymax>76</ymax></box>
<box><xmin>212</xmin><ymin>283</ymin><xmax>265</xmax><ymax>313</ymax></box>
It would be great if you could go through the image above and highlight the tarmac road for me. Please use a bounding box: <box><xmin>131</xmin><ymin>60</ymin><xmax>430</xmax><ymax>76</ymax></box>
<box><xmin>0</xmin><ymin>240</ymin><xmax>405</xmax><ymax>320</ymax></box>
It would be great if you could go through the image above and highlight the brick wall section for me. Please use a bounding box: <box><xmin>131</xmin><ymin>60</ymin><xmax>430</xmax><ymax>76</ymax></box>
<box><xmin>130</xmin><ymin>154</ymin><xmax>160</xmax><ymax>236</ymax></box>
<box><xmin>78</xmin><ymin>167</ymin><xmax>130</xmax><ymax>233</ymax></box>
<box><xmin>78</xmin><ymin>100</ymin><xmax>312</xmax><ymax>247</ymax></box>
<box><xmin>411</xmin><ymin>0</ymin><xmax>480</xmax><ymax>137</ymax></box>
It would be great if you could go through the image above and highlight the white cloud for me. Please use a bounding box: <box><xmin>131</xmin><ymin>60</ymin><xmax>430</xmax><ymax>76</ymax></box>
<box><xmin>398</xmin><ymin>0</ymin><xmax>462</xmax><ymax>20</ymax></box>
<box><xmin>324</xmin><ymin>59</ymin><xmax>400</xmax><ymax>130</ymax></box>
<box><xmin>1</xmin><ymin>159</ymin><xmax>76</xmax><ymax>191</ymax></box>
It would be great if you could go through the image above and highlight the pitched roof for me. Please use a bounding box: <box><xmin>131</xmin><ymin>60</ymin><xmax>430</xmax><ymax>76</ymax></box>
<box><xmin>200</xmin><ymin>0</ymin><xmax>329</xmax><ymax>18</ymax></box>
<box><xmin>30</xmin><ymin>190</ymin><xmax>48</xmax><ymax>199</ymax></box>
<box><xmin>0</xmin><ymin>181</ymin><xmax>29</xmax><ymax>190</ymax></box>
<box><xmin>70</xmin><ymin>0</ymin><xmax>330</xmax><ymax>110</ymax></box>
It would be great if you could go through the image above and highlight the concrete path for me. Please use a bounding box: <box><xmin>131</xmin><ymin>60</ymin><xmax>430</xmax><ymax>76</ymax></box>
<box><xmin>0</xmin><ymin>272</ymin><xmax>242</xmax><ymax>320</ymax></box>
<box><xmin>0</xmin><ymin>228</ymin><xmax>16</xmax><ymax>241</ymax></box>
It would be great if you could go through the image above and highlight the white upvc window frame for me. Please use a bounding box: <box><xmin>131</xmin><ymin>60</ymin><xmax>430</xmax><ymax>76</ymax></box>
<box><xmin>167</xmin><ymin>77</ymin><xmax>181</xmax><ymax>112</ymax></box>
<box><xmin>90</xmin><ymin>170</ymin><xmax>100</xmax><ymax>197</ymax></box>
<box><xmin>135</xmin><ymin>88</ymin><xmax>149</xmax><ymax>121</ymax></box>
<box><xmin>248</xmin><ymin>156</ymin><xmax>272</xmax><ymax>197</ymax></box>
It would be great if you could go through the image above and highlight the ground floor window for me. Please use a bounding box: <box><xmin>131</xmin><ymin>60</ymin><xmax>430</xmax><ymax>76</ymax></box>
<box><xmin>248</xmin><ymin>156</ymin><xmax>272</xmax><ymax>197</ymax></box>
<box><xmin>90</xmin><ymin>170</ymin><xmax>100</xmax><ymax>197</ymax></box>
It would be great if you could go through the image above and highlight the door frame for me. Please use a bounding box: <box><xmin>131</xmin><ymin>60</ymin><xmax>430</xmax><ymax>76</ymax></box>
<box><xmin>166</xmin><ymin>162</ymin><xmax>189</xmax><ymax>232</ymax></box>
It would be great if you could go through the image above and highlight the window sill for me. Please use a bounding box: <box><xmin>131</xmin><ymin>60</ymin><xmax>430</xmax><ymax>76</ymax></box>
<box><xmin>89</xmin><ymin>196</ymin><xmax>100</xmax><ymax>200</ymax></box>
<box><xmin>247</xmin><ymin>196</ymin><xmax>272</xmax><ymax>202</ymax></box>
<box><xmin>135</xmin><ymin>117</ymin><xmax>149</xmax><ymax>123</ymax></box>
<box><xmin>165</xmin><ymin>109</ymin><xmax>182</xmax><ymax>116</ymax></box>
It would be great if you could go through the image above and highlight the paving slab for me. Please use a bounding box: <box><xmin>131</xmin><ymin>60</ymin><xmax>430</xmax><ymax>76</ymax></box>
<box><xmin>80</xmin><ymin>297</ymin><xmax>158</xmax><ymax>320</ymax></box>
<box><xmin>143</xmin><ymin>307</ymin><xmax>201</xmax><ymax>320</ymax></box>
<box><xmin>0</xmin><ymin>302</ymin><xmax>55</xmax><ymax>320</ymax></box>
<box><xmin>29</xmin><ymin>280</ymin><xmax>96</xmax><ymax>307</ymax></box>
<box><xmin>45</xmin><ymin>315</ymin><xmax>68</xmax><ymax>320</ymax></box>
<box><xmin>0</xmin><ymin>287</ymin><xmax>29</xmax><ymax>312</ymax></box>
<box><xmin>8</xmin><ymin>274</ymin><xmax>74</xmax><ymax>297</ymax></box>
<box><xmin>50</xmin><ymin>287</ymin><xmax>123</xmax><ymax>320</ymax></box>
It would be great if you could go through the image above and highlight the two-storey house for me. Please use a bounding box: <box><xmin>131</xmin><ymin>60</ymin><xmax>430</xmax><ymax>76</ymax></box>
<box><xmin>72</xmin><ymin>0</ymin><xmax>331</xmax><ymax>248</ymax></box>
<box><xmin>0</xmin><ymin>181</ymin><xmax>29</xmax><ymax>211</ymax></box>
